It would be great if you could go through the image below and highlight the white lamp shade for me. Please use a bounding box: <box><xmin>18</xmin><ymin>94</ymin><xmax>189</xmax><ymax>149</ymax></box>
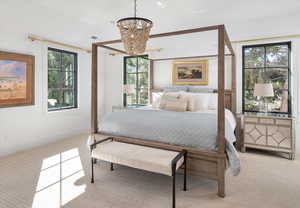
<box><xmin>254</xmin><ymin>83</ymin><xmax>274</xmax><ymax>97</ymax></box>
<box><xmin>123</xmin><ymin>84</ymin><xmax>135</xmax><ymax>94</ymax></box>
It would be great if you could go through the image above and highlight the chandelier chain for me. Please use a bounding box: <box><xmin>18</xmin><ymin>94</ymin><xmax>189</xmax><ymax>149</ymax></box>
<box><xmin>134</xmin><ymin>0</ymin><xmax>137</xmax><ymax>18</ymax></box>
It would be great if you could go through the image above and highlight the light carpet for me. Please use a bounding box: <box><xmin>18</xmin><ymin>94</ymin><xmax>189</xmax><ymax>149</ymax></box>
<box><xmin>0</xmin><ymin>135</ymin><xmax>299</xmax><ymax>208</ymax></box>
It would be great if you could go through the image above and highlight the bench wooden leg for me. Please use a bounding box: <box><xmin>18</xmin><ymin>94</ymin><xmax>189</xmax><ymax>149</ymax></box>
<box><xmin>91</xmin><ymin>158</ymin><xmax>94</xmax><ymax>183</ymax></box>
<box><xmin>110</xmin><ymin>163</ymin><xmax>114</xmax><ymax>171</ymax></box>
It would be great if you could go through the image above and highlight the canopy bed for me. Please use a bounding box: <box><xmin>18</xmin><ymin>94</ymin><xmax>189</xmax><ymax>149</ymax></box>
<box><xmin>90</xmin><ymin>24</ymin><xmax>237</xmax><ymax>197</ymax></box>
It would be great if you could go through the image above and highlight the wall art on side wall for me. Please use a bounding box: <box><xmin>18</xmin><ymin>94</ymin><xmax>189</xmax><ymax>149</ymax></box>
<box><xmin>0</xmin><ymin>51</ymin><xmax>34</xmax><ymax>107</ymax></box>
<box><xmin>172</xmin><ymin>60</ymin><xmax>208</xmax><ymax>85</ymax></box>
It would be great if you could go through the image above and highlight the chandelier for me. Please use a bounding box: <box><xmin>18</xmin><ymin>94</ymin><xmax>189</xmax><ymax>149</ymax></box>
<box><xmin>117</xmin><ymin>0</ymin><xmax>153</xmax><ymax>55</ymax></box>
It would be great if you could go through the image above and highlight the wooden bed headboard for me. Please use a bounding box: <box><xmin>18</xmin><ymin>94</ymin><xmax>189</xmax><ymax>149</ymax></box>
<box><xmin>150</xmin><ymin>89</ymin><xmax>234</xmax><ymax>112</ymax></box>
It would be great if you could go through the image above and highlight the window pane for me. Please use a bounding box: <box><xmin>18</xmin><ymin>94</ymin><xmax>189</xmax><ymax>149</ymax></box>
<box><xmin>48</xmin><ymin>71</ymin><xmax>74</xmax><ymax>89</ymax></box>
<box><xmin>127</xmin><ymin>73</ymin><xmax>136</xmax><ymax>85</ymax></box>
<box><xmin>62</xmin><ymin>53</ymin><xmax>75</xmax><ymax>71</ymax></box>
<box><xmin>138</xmin><ymin>57</ymin><xmax>148</xmax><ymax>72</ymax></box>
<box><xmin>138</xmin><ymin>72</ymin><xmax>148</xmax><ymax>89</ymax></box>
<box><xmin>48</xmin><ymin>89</ymin><xmax>75</xmax><ymax>109</ymax></box>
<box><xmin>267</xmin><ymin>89</ymin><xmax>288</xmax><ymax>113</ymax></box>
<box><xmin>48</xmin><ymin>50</ymin><xmax>61</xmax><ymax>70</ymax></box>
<box><xmin>48</xmin><ymin>89</ymin><xmax>63</xmax><ymax>108</ymax></box>
<box><xmin>244</xmin><ymin>89</ymin><xmax>259</xmax><ymax>111</ymax></box>
<box><xmin>244</xmin><ymin>69</ymin><xmax>264</xmax><ymax>89</ymax></box>
<box><xmin>126</xmin><ymin>58</ymin><xmax>137</xmax><ymax>73</ymax></box>
<box><xmin>265</xmin><ymin>68</ymin><xmax>288</xmax><ymax>89</ymax></box>
<box><xmin>244</xmin><ymin>47</ymin><xmax>265</xmax><ymax>68</ymax></box>
<box><xmin>139</xmin><ymin>91</ymin><xmax>148</xmax><ymax>105</ymax></box>
<box><xmin>266</xmin><ymin>45</ymin><xmax>288</xmax><ymax>67</ymax></box>
<box><xmin>62</xmin><ymin>89</ymin><xmax>75</xmax><ymax>107</ymax></box>
<box><xmin>126</xmin><ymin>92</ymin><xmax>137</xmax><ymax>105</ymax></box>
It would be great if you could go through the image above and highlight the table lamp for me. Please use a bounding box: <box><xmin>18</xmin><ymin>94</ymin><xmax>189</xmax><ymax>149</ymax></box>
<box><xmin>254</xmin><ymin>83</ymin><xmax>274</xmax><ymax>113</ymax></box>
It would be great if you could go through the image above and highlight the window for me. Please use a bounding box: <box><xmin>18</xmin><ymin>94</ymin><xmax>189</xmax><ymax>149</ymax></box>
<box><xmin>124</xmin><ymin>55</ymin><xmax>149</xmax><ymax>106</ymax></box>
<box><xmin>48</xmin><ymin>48</ymin><xmax>78</xmax><ymax>111</ymax></box>
<box><xmin>242</xmin><ymin>42</ymin><xmax>291</xmax><ymax>114</ymax></box>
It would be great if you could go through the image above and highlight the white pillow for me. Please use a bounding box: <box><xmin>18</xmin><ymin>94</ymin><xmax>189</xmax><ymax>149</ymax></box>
<box><xmin>186</xmin><ymin>93</ymin><xmax>210</xmax><ymax>111</ymax></box>
<box><xmin>208</xmin><ymin>93</ymin><xmax>218</xmax><ymax>110</ymax></box>
<box><xmin>152</xmin><ymin>92</ymin><xmax>163</xmax><ymax>108</ymax></box>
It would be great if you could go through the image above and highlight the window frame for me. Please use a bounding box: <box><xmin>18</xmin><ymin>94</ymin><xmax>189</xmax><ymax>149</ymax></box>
<box><xmin>242</xmin><ymin>41</ymin><xmax>292</xmax><ymax>115</ymax></box>
<box><xmin>123</xmin><ymin>55</ymin><xmax>149</xmax><ymax>107</ymax></box>
<box><xmin>48</xmin><ymin>47</ymin><xmax>78</xmax><ymax>112</ymax></box>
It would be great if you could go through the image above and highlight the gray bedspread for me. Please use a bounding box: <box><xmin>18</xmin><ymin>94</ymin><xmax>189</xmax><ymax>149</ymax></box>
<box><xmin>99</xmin><ymin>109</ymin><xmax>240</xmax><ymax>176</ymax></box>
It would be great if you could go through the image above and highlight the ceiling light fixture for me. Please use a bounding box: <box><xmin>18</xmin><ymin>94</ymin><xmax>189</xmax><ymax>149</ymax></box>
<box><xmin>117</xmin><ymin>0</ymin><xmax>153</xmax><ymax>55</ymax></box>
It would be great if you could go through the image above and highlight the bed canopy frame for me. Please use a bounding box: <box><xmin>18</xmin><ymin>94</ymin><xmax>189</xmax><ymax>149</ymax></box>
<box><xmin>91</xmin><ymin>24</ymin><xmax>236</xmax><ymax>197</ymax></box>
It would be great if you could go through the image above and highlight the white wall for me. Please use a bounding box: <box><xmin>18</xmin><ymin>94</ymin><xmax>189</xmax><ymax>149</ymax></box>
<box><xmin>153</xmin><ymin>57</ymin><xmax>232</xmax><ymax>89</ymax></box>
<box><xmin>0</xmin><ymin>30</ymin><xmax>92</xmax><ymax>157</ymax></box>
<box><xmin>102</xmin><ymin>54</ymin><xmax>124</xmax><ymax>114</ymax></box>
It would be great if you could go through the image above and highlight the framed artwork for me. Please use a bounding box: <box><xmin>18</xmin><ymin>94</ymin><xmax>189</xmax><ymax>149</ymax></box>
<box><xmin>172</xmin><ymin>60</ymin><xmax>208</xmax><ymax>85</ymax></box>
<box><xmin>0</xmin><ymin>51</ymin><xmax>34</xmax><ymax>107</ymax></box>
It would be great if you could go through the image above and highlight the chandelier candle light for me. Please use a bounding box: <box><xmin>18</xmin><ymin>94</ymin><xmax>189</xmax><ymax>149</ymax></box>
<box><xmin>117</xmin><ymin>0</ymin><xmax>153</xmax><ymax>55</ymax></box>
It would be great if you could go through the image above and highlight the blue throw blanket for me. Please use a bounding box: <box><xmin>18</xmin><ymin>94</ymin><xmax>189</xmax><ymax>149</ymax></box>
<box><xmin>99</xmin><ymin>109</ymin><xmax>240</xmax><ymax>176</ymax></box>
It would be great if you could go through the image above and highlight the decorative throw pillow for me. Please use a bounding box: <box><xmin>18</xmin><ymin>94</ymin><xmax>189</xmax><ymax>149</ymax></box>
<box><xmin>159</xmin><ymin>92</ymin><xmax>188</xmax><ymax>112</ymax></box>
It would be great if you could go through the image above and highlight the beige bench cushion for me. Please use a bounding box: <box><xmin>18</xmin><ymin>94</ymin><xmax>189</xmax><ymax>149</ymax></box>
<box><xmin>92</xmin><ymin>141</ymin><xmax>184</xmax><ymax>176</ymax></box>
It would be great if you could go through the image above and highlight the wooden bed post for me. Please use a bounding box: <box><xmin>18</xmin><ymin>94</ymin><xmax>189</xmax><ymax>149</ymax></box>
<box><xmin>217</xmin><ymin>25</ymin><xmax>226</xmax><ymax>155</ymax></box>
<box><xmin>217</xmin><ymin>25</ymin><xmax>226</xmax><ymax>198</ymax></box>
<box><xmin>91</xmin><ymin>44</ymin><xmax>98</xmax><ymax>134</ymax></box>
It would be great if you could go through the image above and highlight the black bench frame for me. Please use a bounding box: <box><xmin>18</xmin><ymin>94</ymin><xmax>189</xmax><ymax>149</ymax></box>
<box><xmin>90</xmin><ymin>137</ymin><xmax>187</xmax><ymax>208</ymax></box>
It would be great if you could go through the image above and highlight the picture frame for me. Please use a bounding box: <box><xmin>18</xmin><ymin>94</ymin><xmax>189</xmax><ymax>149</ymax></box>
<box><xmin>172</xmin><ymin>60</ymin><xmax>208</xmax><ymax>85</ymax></box>
<box><xmin>0</xmin><ymin>51</ymin><xmax>35</xmax><ymax>107</ymax></box>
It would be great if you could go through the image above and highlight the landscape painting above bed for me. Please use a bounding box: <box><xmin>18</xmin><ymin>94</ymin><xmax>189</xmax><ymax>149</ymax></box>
<box><xmin>172</xmin><ymin>60</ymin><xmax>208</xmax><ymax>85</ymax></box>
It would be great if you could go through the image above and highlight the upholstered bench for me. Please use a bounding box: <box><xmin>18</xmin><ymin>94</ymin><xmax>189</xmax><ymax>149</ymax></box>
<box><xmin>90</xmin><ymin>137</ymin><xmax>187</xmax><ymax>208</ymax></box>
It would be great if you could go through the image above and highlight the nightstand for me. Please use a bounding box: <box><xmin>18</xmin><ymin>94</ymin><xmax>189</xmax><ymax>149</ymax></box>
<box><xmin>241</xmin><ymin>113</ymin><xmax>295</xmax><ymax>160</ymax></box>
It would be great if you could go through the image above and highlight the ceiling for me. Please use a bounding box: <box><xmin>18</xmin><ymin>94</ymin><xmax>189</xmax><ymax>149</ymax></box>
<box><xmin>1</xmin><ymin>0</ymin><xmax>300</xmax><ymax>49</ymax></box>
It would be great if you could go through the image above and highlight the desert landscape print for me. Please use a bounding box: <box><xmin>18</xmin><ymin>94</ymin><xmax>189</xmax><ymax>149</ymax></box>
<box><xmin>0</xmin><ymin>60</ymin><xmax>27</xmax><ymax>100</ymax></box>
